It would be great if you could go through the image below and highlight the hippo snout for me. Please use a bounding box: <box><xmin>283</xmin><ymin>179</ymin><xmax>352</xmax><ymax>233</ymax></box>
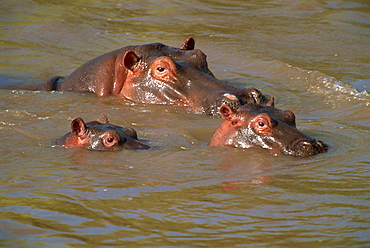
<box><xmin>289</xmin><ymin>138</ymin><xmax>328</xmax><ymax>157</ymax></box>
<box><xmin>242</xmin><ymin>88</ymin><xmax>267</xmax><ymax>105</ymax></box>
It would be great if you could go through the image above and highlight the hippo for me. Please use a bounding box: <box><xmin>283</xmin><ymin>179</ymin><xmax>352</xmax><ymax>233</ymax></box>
<box><xmin>55</xmin><ymin>114</ymin><xmax>149</xmax><ymax>151</ymax></box>
<box><xmin>37</xmin><ymin>37</ymin><xmax>268</xmax><ymax>115</ymax></box>
<box><xmin>209</xmin><ymin>98</ymin><xmax>328</xmax><ymax>157</ymax></box>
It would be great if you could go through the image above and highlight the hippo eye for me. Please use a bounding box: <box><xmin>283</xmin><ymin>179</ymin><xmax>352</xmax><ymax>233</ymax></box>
<box><xmin>254</xmin><ymin>115</ymin><xmax>273</xmax><ymax>134</ymax></box>
<box><xmin>103</xmin><ymin>132</ymin><xmax>119</xmax><ymax>148</ymax></box>
<box><xmin>157</xmin><ymin>67</ymin><xmax>165</xmax><ymax>72</ymax></box>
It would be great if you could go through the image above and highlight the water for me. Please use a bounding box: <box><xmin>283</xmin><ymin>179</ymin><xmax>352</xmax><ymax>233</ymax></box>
<box><xmin>1</xmin><ymin>0</ymin><xmax>369</xmax><ymax>247</ymax></box>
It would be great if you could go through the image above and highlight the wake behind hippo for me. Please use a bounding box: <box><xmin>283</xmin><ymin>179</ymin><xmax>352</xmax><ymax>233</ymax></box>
<box><xmin>37</xmin><ymin>37</ymin><xmax>268</xmax><ymax>115</ymax></box>
<box><xmin>209</xmin><ymin>98</ymin><xmax>328</xmax><ymax>157</ymax></box>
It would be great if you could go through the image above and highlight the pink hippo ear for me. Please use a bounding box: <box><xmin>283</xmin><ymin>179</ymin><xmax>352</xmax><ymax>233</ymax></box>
<box><xmin>70</xmin><ymin>117</ymin><xmax>87</xmax><ymax>138</ymax></box>
<box><xmin>180</xmin><ymin>37</ymin><xmax>195</xmax><ymax>50</ymax></box>
<box><xmin>123</xmin><ymin>50</ymin><xmax>140</xmax><ymax>71</ymax></box>
<box><xmin>219</xmin><ymin>104</ymin><xmax>239</xmax><ymax>125</ymax></box>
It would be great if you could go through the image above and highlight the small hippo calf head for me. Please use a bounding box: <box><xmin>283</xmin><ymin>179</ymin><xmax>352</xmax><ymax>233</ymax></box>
<box><xmin>55</xmin><ymin>114</ymin><xmax>149</xmax><ymax>151</ymax></box>
<box><xmin>209</xmin><ymin>99</ymin><xmax>328</xmax><ymax>157</ymax></box>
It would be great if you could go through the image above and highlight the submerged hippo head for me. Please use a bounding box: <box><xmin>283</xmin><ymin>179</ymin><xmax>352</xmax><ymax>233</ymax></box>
<box><xmin>120</xmin><ymin>48</ymin><xmax>267</xmax><ymax>114</ymax></box>
<box><xmin>41</xmin><ymin>37</ymin><xmax>268</xmax><ymax>115</ymax></box>
<box><xmin>209</xmin><ymin>99</ymin><xmax>328</xmax><ymax>157</ymax></box>
<box><xmin>55</xmin><ymin>114</ymin><xmax>149</xmax><ymax>151</ymax></box>
<box><xmin>119</xmin><ymin>38</ymin><xmax>267</xmax><ymax>113</ymax></box>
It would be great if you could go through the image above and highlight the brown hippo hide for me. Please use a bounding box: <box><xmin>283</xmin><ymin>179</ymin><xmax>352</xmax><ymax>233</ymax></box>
<box><xmin>38</xmin><ymin>37</ymin><xmax>268</xmax><ymax>115</ymax></box>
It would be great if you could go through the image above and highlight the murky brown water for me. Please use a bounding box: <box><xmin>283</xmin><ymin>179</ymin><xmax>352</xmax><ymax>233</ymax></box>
<box><xmin>1</xmin><ymin>0</ymin><xmax>369</xmax><ymax>247</ymax></box>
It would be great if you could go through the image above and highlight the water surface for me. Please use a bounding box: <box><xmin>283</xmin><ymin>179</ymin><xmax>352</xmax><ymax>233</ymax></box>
<box><xmin>1</xmin><ymin>0</ymin><xmax>369</xmax><ymax>247</ymax></box>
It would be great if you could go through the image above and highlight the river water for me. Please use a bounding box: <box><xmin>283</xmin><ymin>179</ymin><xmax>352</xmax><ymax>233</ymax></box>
<box><xmin>1</xmin><ymin>0</ymin><xmax>369</xmax><ymax>247</ymax></box>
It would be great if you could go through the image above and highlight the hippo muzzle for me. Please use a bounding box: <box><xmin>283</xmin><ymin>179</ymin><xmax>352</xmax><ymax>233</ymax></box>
<box><xmin>286</xmin><ymin>138</ymin><xmax>328</xmax><ymax>157</ymax></box>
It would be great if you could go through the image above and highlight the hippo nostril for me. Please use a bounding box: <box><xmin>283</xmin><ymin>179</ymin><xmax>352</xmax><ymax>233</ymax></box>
<box><xmin>218</xmin><ymin>93</ymin><xmax>242</xmax><ymax>112</ymax></box>
<box><xmin>299</xmin><ymin>140</ymin><xmax>316</xmax><ymax>151</ymax></box>
<box><xmin>315</xmin><ymin>140</ymin><xmax>328</xmax><ymax>153</ymax></box>
<box><xmin>300</xmin><ymin>140</ymin><xmax>312</xmax><ymax>146</ymax></box>
<box><xmin>223</xmin><ymin>93</ymin><xmax>239</xmax><ymax>101</ymax></box>
<box><xmin>249</xmin><ymin>89</ymin><xmax>262</xmax><ymax>103</ymax></box>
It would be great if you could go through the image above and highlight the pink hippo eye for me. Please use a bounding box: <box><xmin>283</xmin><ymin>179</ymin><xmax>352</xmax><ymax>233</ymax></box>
<box><xmin>103</xmin><ymin>132</ymin><xmax>119</xmax><ymax>148</ymax></box>
<box><xmin>253</xmin><ymin>115</ymin><xmax>273</xmax><ymax>135</ymax></box>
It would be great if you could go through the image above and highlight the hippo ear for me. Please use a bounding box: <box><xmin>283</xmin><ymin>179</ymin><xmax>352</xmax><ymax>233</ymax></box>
<box><xmin>98</xmin><ymin>114</ymin><xmax>109</xmax><ymax>124</ymax></box>
<box><xmin>282</xmin><ymin>110</ymin><xmax>296</xmax><ymax>127</ymax></box>
<box><xmin>123</xmin><ymin>50</ymin><xmax>140</xmax><ymax>71</ymax></box>
<box><xmin>123</xmin><ymin>127</ymin><xmax>138</xmax><ymax>140</ymax></box>
<box><xmin>70</xmin><ymin>117</ymin><xmax>87</xmax><ymax>137</ymax></box>
<box><xmin>180</xmin><ymin>37</ymin><xmax>195</xmax><ymax>50</ymax></box>
<box><xmin>266</xmin><ymin>96</ymin><xmax>275</xmax><ymax>107</ymax></box>
<box><xmin>219</xmin><ymin>104</ymin><xmax>237</xmax><ymax>121</ymax></box>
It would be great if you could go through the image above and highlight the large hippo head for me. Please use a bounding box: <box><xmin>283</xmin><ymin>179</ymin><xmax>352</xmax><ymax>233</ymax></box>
<box><xmin>41</xmin><ymin>38</ymin><xmax>267</xmax><ymax>115</ymax></box>
<box><xmin>55</xmin><ymin>114</ymin><xmax>149</xmax><ymax>151</ymax></box>
<box><xmin>209</xmin><ymin>98</ymin><xmax>328</xmax><ymax>157</ymax></box>
<box><xmin>120</xmin><ymin>39</ymin><xmax>267</xmax><ymax>115</ymax></box>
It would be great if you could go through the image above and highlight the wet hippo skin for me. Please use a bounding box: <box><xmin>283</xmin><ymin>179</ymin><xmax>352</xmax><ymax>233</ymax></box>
<box><xmin>209</xmin><ymin>98</ymin><xmax>328</xmax><ymax>157</ymax></box>
<box><xmin>55</xmin><ymin>114</ymin><xmax>149</xmax><ymax>151</ymax></box>
<box><xmin>38</xmin><ymin>37</ymin><xmax>268</xmax><ymax>115</ymax></box>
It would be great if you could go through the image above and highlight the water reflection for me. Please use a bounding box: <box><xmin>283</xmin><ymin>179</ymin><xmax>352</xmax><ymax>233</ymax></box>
<box><xmin>1</xmin><ymin>0</ymin><xmax>369</xmax><ymax>247</ymax></box>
